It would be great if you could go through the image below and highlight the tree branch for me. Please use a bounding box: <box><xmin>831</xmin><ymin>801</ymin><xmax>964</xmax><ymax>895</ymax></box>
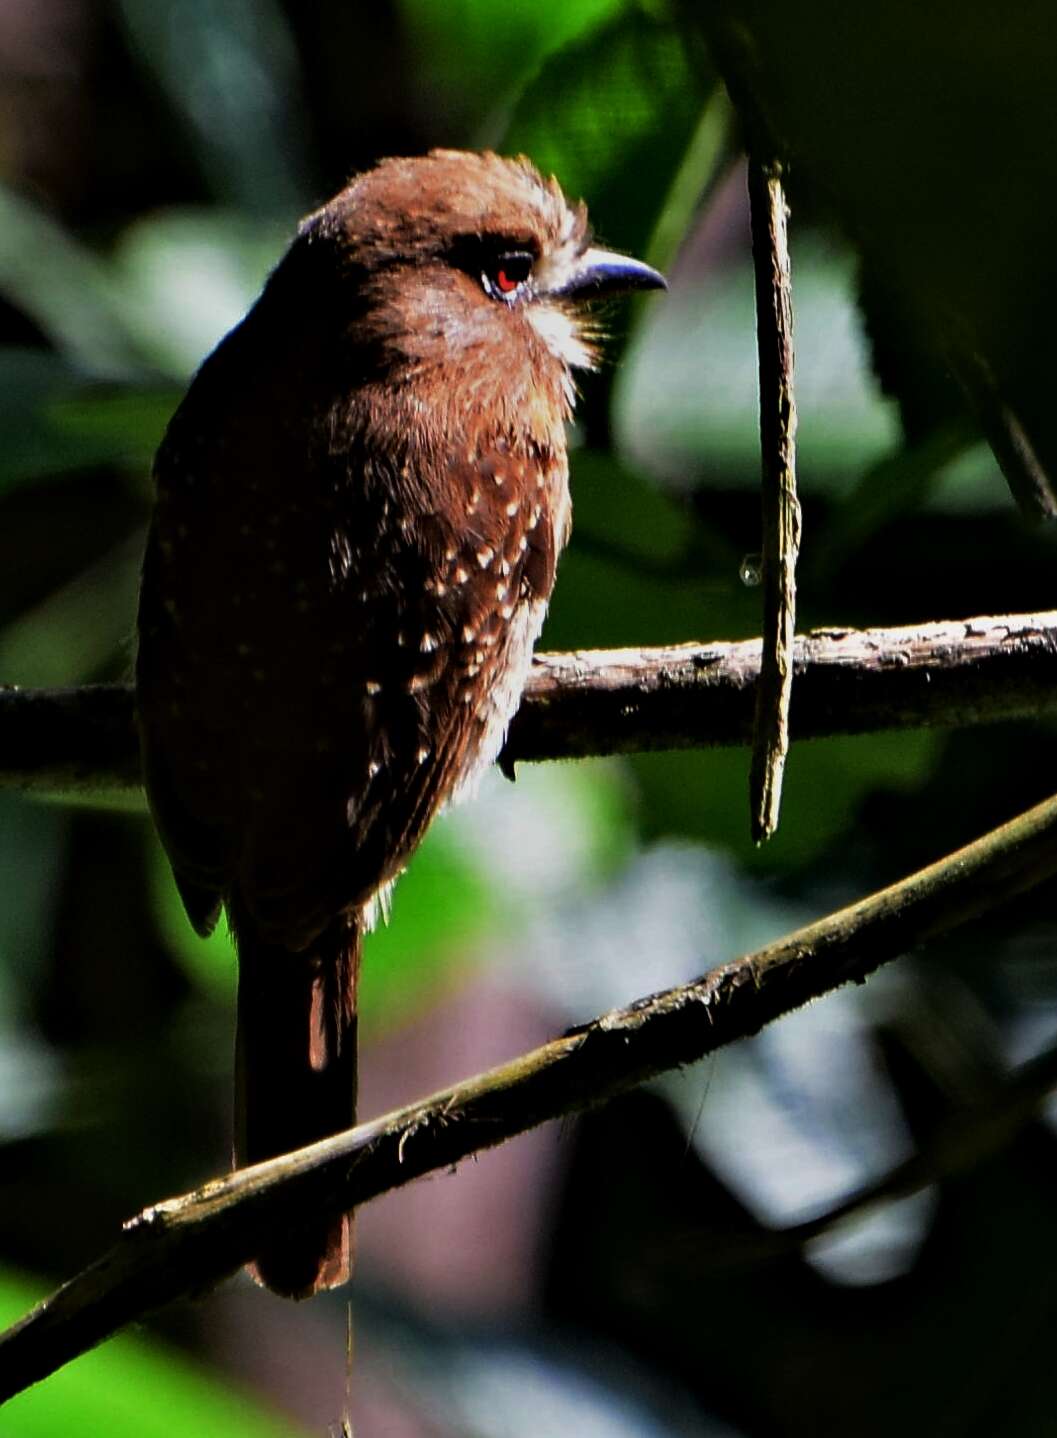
<box><xmin>4</xmin><ymin>785</ymin><xmax>1057</xmax><ymax>1401</ymax></box>
<box><xmin>2</xmin><ymin>611</ymin><xmax>1057</xmax><ymax>796</ymax></box>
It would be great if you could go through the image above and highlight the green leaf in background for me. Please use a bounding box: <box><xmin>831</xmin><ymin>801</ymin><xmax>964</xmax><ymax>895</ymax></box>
<box><xmin>0</xmin><ymin>351</ymin><xmax>166</xmax><ymax>496</ymax></box>
<box><xmin>115</xmin><ymin>0</ymin><xmax>311</xmax><ymax>218</ymax></box>
<box><xmin>112</xmin><ymin>210</ymin><xmax>290</xmax><ymax>381</ymax></box>
<box><xmin>0</xmin><ymin>795</ymin><xmax>69</xmax><ymax>1031</ymax></box>
<box><xmin>0</xmin><ymin>189</ymin><xmax>147</xmax><ymax>379</ymax></box>
<box><xmin>150</xmin><ymin>760</ymin><xmax>634</xmax><ymax>1035</ymax></box>
<box><xmin>366</xmin><ymin>759</ymin><xmax>638</xmax><ymax>1026</ymax></box>
<box><xmin>631</xmin><ymin>729</ymin><xmax>940</xmax><ymax>872</ymax></box>
<box><xmin>543</xmin><ymin>449</ymin><xmax>758</xmax><ymax>650</ymax></box>
<box><xmin>356</xmin><ymin>826</ymin><xmax>499</xmax><ymax>1032</ymax></box>
<box><xmin>40</xmin><ymin>389</ymin><xmax>174</xmax><ymax>485</ymax></box>
<box><xmin>807</xmin><ymin>425</ymin><xmax>973</xmax><ymax>586</ymax></box>
<box><xmin>0</xmin><ymin>209</ymin><xmax>284</xmax><ymax>495</ymax></box>
<box><xmin>150</xmin><ymin>819</ymin><xmax>500</xmax><ymax>1031</ymax></box>
<box><xmin>0</xmin><ymin>1271</ymin><xmax>302</xmax><ymax>1438</ymax></box>
<box><xmin>615</xmin><ymin>238</ymin><xmax>901</xmax><ymax>494</ymax></box>
<box><xmin>0</xmin><ymin>534</ymin><xmax>142</xmax><ymax>688</ymax></box>
<box><xmin>924</xmin><ymin>440</ymin><xmax>1011</xmax><ymax>514</ymax></box>
<box><xmin>503</xmin><ymin>4</ymin><xmax>715</xmax><ymax>260</ymax></box>
<box><xmin>152</xmin><ymin>827</ymin><xmax>494</xmax><ymax>1031</ymax></box>
<box><xmin>150</xmin><ymin>833</ymin><xmax>237</xmax><ymax>1004</ymax></box>
<box><xmin>399</xmin><ymin>0</ymin><xmax>624</xmax><ymax>136</ymax></box>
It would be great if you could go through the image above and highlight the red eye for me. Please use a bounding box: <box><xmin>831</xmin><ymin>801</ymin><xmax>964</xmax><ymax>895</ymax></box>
<box><xmin>484</xmin><ymin>250</ymin><xmax>533</xmax><ymax>300</ymax></box>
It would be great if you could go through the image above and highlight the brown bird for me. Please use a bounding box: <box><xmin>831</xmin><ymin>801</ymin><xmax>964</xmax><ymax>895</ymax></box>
<box><xmin>136</xmin><ymin>149</ymin><xmax>665</xmax><ymax>1298</ymax></box>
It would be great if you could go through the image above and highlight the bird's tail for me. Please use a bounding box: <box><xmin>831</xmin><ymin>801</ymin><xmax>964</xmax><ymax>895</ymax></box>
<box><xmin>232</xmin><ymin>898</ymin><xmax>361</xmax><ymax>1298</ymax></box>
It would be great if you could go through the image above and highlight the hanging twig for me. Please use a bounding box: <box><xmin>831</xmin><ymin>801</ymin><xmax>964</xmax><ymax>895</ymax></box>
<box><xmin>4</xmin><ymin>785</ymin><xmax>1057</xmax><ymax>1402</ymax></box>
<box><xmin>747</xmin><ymin>156</ymin><xmax>800</xmax><ymax>842</ymax></box>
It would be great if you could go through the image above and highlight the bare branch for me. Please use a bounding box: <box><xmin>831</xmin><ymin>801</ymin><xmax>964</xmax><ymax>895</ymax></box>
<box><xmin>0</xmin><ymin>683</ymin><xmax>140</xmax><ymax>794</ymax></box>
<box><xmin>4</xmin><ymin>785</ymin><xmax>1057</xmax><ymax>1401</ymax></box>
<box><xmin>2</xmin><ymin>611</ymin><xmax>1057</xmax><ymax>796</ymax></box>
<box><xmin>511</xmin><ymin>610</ymin><xmax>1057</xmax><ymax>761</ymax></box>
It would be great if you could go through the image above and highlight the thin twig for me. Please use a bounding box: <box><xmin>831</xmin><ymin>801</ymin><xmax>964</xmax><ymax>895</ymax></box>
<box><xmin>4</xmin><ymin>786</ymin><xmax>1057</xmax><ymax>1401</ymax></box>
<box><xmin>3</xmin><ymin>611</ymin><xmax>1056</xmax><ymax>795</ymax></box>
<box><xmin>748</xmin><ymin>157</ymin><xmax>800</xmax><ymax>843</ymax></box>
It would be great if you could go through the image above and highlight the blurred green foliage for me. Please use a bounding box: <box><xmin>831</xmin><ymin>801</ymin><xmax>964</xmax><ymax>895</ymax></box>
<box><xmin>505</xmin><ymin>5</ymin><xmax>715</xmax><ymax>259</ymax></box>
<box><xmin>2</xmin><ymin>0</ymin><xmax>1057</xmax><ymax>1434</ymax></box>
<box><xmin>398</xmin><ymin>0</ymin><xmax>625</xmax><ymax>134</ymax></box>
<box><xmin>0</xmin><ymin>1273</ymin><xmax>299</xmax><ymax>1437</ymax></box>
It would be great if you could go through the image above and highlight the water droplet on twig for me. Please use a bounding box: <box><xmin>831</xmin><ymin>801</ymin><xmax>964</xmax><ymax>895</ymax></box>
<box><xmin>739</xmin><ymin>553</ymin><xmax>762</xmax><ymax>587</ymax></box>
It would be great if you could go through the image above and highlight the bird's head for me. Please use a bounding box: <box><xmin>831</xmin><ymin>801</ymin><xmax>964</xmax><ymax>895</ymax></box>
<box><xmin>299</xmin><ymin>149</ymin><xmax>665</xmax><ymax>414</ymax></box>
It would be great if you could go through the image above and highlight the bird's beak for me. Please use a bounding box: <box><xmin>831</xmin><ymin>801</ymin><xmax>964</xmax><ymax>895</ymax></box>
<box><xmin>549</xmin><ymin>246</ymin><xmax>667</xmax><ymax>300</ymax></box>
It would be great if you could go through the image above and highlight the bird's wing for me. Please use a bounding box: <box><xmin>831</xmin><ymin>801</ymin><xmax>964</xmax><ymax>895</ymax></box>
<box><xmin>138</xmin><ymin>414</ymin><xmax>566</xmax><ymax>948</ymax></box>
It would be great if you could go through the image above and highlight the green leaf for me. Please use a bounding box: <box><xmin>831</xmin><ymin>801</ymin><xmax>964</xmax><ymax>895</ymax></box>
<box><xmin>631</xmin><ymin>730</ymin><xmax>940</xmax><ymax>870</ymax></box>
<box><xmin>543</xmin><ymin>449</ymin><xmax>758</xmax><ymax>651</ymax></box>
<box><xmin>150</xmin><ymin>822</ymin><xmax>500</xmax><ymax>1030</ymax></box>
<box><xmin>149</xmin><ymin>834</ymin><xmax>237</xmax><ymax>1004</ymax></box>
<box><xmin>358</xmin><ymin>822</ymin><xmax>499</xmax><ymax>1028</ymax></box>
<box><xmin>398</xmin><ymin>0</ymin><xmax>625</xmax><ymax>131</ymax></box>
<box><xmin>150</xmin><ymin>760</ymin><xmax>634</xmax><ymax>1034</ymax></box>
<box><xmin>0</xmin><ymin>189</ymin><xmax>146</xmax><ymax>378</ymax></box>
<box><xmin>503</xmin><ymin>5</ymin><xmax>714</xmax><ymax>259</ymax></box>
<box><xmin>0</xmin><ymin>535</ymin><xmax>143</xmax><ymax>688</ymax></box>
<box><xmin>0</xmin><ymin>349</ymin><xmax>174</xmax><ymax>496</ymax></box>
<box><xmin>808</xmin><ymin>424</ymin><xmax>973</xmax><ymax>583</ymax></box>
<box><xmin>115</xmin><ymin>0</ymin><xmax>310</xmax><ymax>216</ymax></box>
<box><xmin>615</xmin><ymin>238</ymin><xmax>901</xmax><ymax>492</ymax></box>
<box><xmin>0</xmin><ymin>1271</ymin><xmax>302</xmax><ymax>1437</ymax></box>
<box><xmin>925</xmin><ymin>440</ymin><xmax>1011</xmax><ymax>514</ymax></box>
<box><xmin>112</xmin><ymin>210</ymin><xmax>289</xmax><ymax>381</ymax></box>
<box><xmin>0</xmin><ymin>207</ymin><xmax>283</xmax><ymax>494</ymax></box>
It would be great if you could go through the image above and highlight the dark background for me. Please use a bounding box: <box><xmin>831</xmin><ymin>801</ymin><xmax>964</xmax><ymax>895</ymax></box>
<box><xmin>2</xmin><ymin>2</ymin><xmax>1057</xmax><ymax>1434</ymax></box>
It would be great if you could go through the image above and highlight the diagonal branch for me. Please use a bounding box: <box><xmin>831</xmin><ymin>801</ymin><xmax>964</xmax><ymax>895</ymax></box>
<box><xmin>2</xmin><ymin>610</ymin><xmax>1057</xmax><ymax>795</ymax></box>
<box><xmin>4</xmin><ymin>785</ymin><xmax>1057</xmax><ymax>1402</ymax></box>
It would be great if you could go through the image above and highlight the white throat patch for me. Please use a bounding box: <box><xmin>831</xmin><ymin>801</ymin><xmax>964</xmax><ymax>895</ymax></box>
<box><xmin>526</xmin><ymin>302</ymin><xmax>596</xmax><ymax>374</ymax></box>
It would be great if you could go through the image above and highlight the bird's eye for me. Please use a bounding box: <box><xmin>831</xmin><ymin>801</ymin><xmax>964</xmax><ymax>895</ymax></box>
<box><xmin>483</xmin><ymin>250</ymin><xmax>534</xmax><ymax>302</ymax></box>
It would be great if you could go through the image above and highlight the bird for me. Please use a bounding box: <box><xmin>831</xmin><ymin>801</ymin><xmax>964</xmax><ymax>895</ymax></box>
<box><xmin>136</xmin><ymin>149</ymin><xmax>666</xmax><ymax>1298</ymax></box>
